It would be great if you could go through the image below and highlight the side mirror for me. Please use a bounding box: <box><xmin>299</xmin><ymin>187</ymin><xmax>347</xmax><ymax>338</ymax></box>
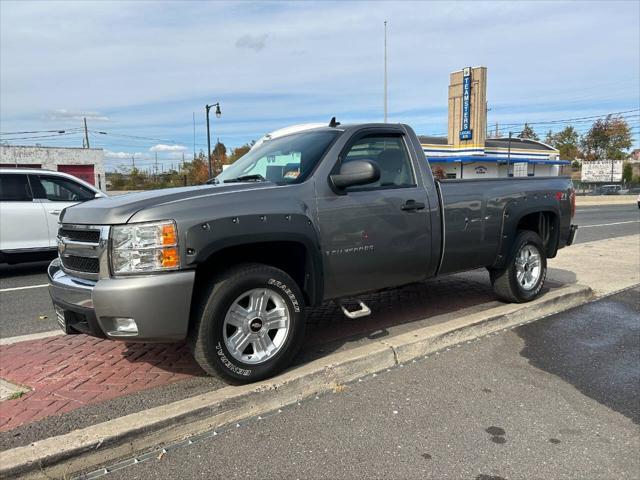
<box><xmin>94</xmin><ymin>192</ymin><xmax>107</xmax><ymax>199</ymax></box>
<box><xmin>330</xmin><ymin>160</ymin><xmax>380</xmax><ymax>191</ymax></box>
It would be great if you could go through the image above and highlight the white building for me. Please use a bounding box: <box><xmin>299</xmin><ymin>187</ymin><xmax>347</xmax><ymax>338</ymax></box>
<box><xmin>420</xmin><ymin>135</ymin><xmax>569</xmax><ymax>179</ymax></box>
<box><xmin>0</xmin><ymin>145</ymin><xmax>106</xmax><ymax>189</ymax></box>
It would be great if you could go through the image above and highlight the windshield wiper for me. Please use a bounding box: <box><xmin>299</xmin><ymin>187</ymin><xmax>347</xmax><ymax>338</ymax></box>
<box><xmin>223</xmin><ymin>174</ymin><xmax>267</xmax><ymax>183</ymax></box>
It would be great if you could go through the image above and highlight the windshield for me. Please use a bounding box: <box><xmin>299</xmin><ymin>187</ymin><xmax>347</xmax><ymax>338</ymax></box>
<box><xmin>215</xmin><ymin>130</ymin><xmax>338</xmax><ymax>184</ymax></box>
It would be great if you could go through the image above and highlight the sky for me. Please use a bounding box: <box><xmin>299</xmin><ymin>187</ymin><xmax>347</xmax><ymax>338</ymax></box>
<box><xmin>1</xmin><ymin>0</ymin><xmax>639</xmax><ymax>172</ymax></box>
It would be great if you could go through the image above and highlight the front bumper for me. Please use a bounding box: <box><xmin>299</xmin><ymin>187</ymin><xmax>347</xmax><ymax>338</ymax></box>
<box><xmin>48</xmin><ymin>259</ymin><xmax>196</xmax><ymax>342</ymax></box>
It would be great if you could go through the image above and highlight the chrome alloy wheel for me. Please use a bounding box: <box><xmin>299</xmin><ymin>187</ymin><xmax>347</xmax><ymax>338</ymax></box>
<box><xmin>515</xmin><ymin>244</ymin><xmax>542</xmax><ymax>290</ymax></box>
<box><xmin>222</xmin><ymin>288</ymin><xmax>291</xmax><ymax>364</ymax></box>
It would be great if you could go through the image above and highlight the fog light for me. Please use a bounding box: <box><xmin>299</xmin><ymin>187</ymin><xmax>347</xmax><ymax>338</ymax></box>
<box><xmin>108</xmin><ymin>317</ymin><xmax>138</xmax><ymax>336</ymax></box>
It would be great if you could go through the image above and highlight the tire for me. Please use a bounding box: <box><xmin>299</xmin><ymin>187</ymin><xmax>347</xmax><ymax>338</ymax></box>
<box><xmin>489</xmin><ymin>230</ymin><xmax>547</xmax><ymax>303</ymax></box>
<box><xmin>189</xmin><ymin>263</ymin><xmax>306</xmax><ymax>384</ymax></box>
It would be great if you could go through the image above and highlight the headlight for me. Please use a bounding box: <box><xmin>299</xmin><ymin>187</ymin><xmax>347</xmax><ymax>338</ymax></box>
<box><xmin>110</xmin><ymin>220</ymin><xmax>180</xmax><ymax>275</ymax></box>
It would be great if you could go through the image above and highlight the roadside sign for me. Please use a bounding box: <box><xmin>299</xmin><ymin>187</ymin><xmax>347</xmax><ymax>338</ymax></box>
<box><xmin>459</xmin><ymin>67</ymin><xmax>473</xmax><ymax>141</ymax></box>
<box><xmin>513</xmin><ymin>162</ymin><xmax>528</xmax><ymax>177</ymax></box>
<box><xmin>581</xmin><ymin>160</ymin><xmax>623</xmax><ymax>183</ymax></box>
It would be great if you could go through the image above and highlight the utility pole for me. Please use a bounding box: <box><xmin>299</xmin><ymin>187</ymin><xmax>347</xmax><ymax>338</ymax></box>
<box><xmin>193</xmin><ymin>112</ymin><xmax>196</xmax><ymax>161</ymax></box>
<box><xmin>507</xmin><ymin>131</ymin><xmax>513</xmax><ymax>177</ymax></box>
<box><xmin>131</xmin><ymin>155</ymin><xmax>135</xmax><ymax>170</ymax></box>
<box><xmin>154</xmin><ymin>152</ymin><xmax>158</xmax><ymax>180</ymax></box>
<box><xmin>383</xmin><ymin>20</ymin><xmax>388</xmax><ymax>123</ymax></box>
<box><xmin>495</xmin><ymin>122</ymin><xmax>499</xmax><ymax>138</ymax></box>
<box><xmin>83</xmin><ymin>117</ymin><xmax>90</xmax><ymax>148</ymax></box>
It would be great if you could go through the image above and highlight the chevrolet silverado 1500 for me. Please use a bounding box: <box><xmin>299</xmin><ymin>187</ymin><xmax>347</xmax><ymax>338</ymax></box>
<box><xmin>48</xmin><ymin>122</ymin><xmax>577</xmax><ymax>383</ymax></box>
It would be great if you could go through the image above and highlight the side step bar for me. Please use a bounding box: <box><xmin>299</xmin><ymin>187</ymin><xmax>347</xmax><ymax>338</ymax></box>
<box><xmin>339</xmin><ymin>299</ymin><xmax>372</xmax><ymax>319</ymax></box>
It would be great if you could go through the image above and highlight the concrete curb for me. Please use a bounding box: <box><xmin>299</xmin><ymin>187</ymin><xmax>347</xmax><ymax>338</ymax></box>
<box><xmin>1</xmin><ymin>284</ymin><xmax>593</xmax><ymax>479</ymax></box>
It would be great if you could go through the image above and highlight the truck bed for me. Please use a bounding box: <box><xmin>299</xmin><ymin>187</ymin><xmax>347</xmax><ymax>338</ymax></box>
<box><xmin>436</xmin><ymin>176</ymin><xmax>574</xmax><ymax>275</ymax></box>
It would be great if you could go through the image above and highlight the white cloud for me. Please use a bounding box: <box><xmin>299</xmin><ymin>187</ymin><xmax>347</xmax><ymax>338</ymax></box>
<box><xmin>236</xmin><ymin>33</ymin><xmax>268</xmax><ymax>51</ymax></box>
<box><xmin>149</xmin><ymin>144</ymin><xmax>187</xmax><ymax>152</ymax></box>
<box><xmin>104</xmin><ymin>150</ymin><xmax>145</xmax><ymax>159</ymax></box>
<box><xmin>46</xmin><ymin>109</ymin><xmax>110</xmax><ymax>122</ymax></box>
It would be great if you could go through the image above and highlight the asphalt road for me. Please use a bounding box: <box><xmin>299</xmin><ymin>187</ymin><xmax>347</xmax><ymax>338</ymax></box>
<box><xmin>573</xmin><ymin>204</ymin><xmax>639</xmax><ymax>244</ymax></box>
<box><xmin>0</xmin><ymin>204</ymin><xmax>638</xmax><ymax>340</ymax></box>
<box><xmin>106</xmin><ymin>287</ymin><xmax>640</xmax><ymax>480</ymax></box>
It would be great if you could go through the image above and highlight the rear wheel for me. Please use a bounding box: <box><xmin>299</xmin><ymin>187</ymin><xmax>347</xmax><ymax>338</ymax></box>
<box><xmin>189</xmin><ymin>263</ymin><xmax>306</xmax><ymax>383</ymax></box>
<box><xmin>489</xmin><ymin>230</ymin><xmax>547</xmax><ymax>303</ymax></box>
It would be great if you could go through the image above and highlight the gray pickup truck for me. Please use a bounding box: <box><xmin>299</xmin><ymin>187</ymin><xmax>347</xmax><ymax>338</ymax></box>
<box><xmin>48</xmin><ymin>122</ymin><xmax>577</xmax><ymax>383</ymax></box>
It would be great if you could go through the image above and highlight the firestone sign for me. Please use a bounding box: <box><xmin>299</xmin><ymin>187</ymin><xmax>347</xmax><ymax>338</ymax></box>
<box><xmin>459</xmin><ymin>67</ymin><xmax>472</xmax><ymax>141</ymax></box>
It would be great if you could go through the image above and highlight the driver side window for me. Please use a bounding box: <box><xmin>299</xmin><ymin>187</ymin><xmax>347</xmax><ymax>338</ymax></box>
<box><xmin>34</xmin><ymin>175</ymin><xmax>94</xmax><ymax>202</ymax></box>
<box><xmin>343</xmin><ymin>135</ymin><xmax>415</xmax><ymax>190</ymax></box>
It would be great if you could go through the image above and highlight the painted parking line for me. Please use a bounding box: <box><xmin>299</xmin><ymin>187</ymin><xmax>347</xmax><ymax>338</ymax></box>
<box><xmin>0</xmin><ymin>330</ymin><xmax>63</xmax><ymax>346</ymax></box>
<box><xmin>579</xmin><ymin>221</ymin><xmax>639</xmax><ymax>229</ymax></box>
<box><xmin>0</xmin><ymin>284</ymin><xmax>49</xmax><ymax>293</ymax></box>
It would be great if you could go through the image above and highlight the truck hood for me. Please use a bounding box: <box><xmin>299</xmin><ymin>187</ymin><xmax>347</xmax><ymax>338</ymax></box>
<box><xmin>60</xmin><ymin>183</ymin><xmax>275</xmax><ymax>225</ymax></box>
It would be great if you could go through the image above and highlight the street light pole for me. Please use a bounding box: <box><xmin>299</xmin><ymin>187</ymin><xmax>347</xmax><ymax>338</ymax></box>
<box><xmin>205</xmin><ymin>102</ymin><xmax>222</xmax><ymax>179</ymax></box>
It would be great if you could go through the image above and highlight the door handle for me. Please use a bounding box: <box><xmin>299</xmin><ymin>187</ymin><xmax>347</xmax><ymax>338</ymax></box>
<box><xmin>401</xmin><ymin>200</ymin><xmax>425</xmax><ymax>211</ymax></box>
<box><xmin>49</xmin><ymin>210</ymin><xmax>61</xmax><ymax>215</ymax></box>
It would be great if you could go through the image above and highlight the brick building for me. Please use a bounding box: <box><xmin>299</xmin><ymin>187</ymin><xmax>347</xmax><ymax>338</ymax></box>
<box><xmin>0</xmin><ymin>145</ymin><xmax>106</xmax><ymax>189</ymax></box>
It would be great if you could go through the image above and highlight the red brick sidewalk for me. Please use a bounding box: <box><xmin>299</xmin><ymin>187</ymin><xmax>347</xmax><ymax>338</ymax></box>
<box><xmin>0</xmin><ymin>335</ymin><xmax>202</xmax><ymax>432</ymax></box>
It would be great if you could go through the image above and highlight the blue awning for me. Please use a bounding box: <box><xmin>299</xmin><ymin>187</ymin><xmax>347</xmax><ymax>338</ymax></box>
<box><xmin>426</xmin><ymin>155</ymin><xmax>570</xmax><ymax>166</ymax></box>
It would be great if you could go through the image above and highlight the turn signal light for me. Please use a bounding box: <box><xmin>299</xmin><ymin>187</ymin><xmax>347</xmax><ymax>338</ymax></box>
<box><xmin>162</xmin><ymin>224</ymin><xmax>177</xmax><ymax>246</ymax></box>
<box><xmin>161</xmin><ymin>247</ymin><xmax>179</xmax><ymax>268</ymax></box>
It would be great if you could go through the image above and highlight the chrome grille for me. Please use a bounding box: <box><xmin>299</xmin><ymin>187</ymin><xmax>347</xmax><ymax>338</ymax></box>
<box><xmin>61</xmin><ymin>255</ymin><xmax>100</xmax><ymax>273</ymax></box>
<box><xmin>57</xmin><ymin>224</ymin><xmax>109</xmax><ymax>280</ymax></box>
<box><xmin>58</xmin><ymin>228</ymin><xmax>100</xmax><ymax>243</ymax></box>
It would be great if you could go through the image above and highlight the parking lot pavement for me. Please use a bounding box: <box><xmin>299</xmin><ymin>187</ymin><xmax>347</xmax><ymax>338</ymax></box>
<box><xmin>0</xmin><ymin>260</ymin><xmax>58</xmax><ymax>338</ymax></box>
<box><xmin>108</xmin><ymin>287</ymin><xmax>640</xmax><ymax>480</ymax></box>
<box><xmin>0</xmin><ymin>273</ymin><xmax>498</xmax><ymax>446</ymax></box>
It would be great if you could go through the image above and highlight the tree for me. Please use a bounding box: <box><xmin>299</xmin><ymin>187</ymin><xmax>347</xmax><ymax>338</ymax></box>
<box><xmin>185</xmin><ymin>152</ymin><xmax>210</xmax><ymax>185</ymax></box>
<box><xmin>210</xmin><ymin>141</ymin><xmax>227</xmax><ymax>176</ymax></box>
<box><xmin>550</xmin><ymin>126</ymin><xmax>580</xmax><ymax>160</ymax></box>
<box><xmin>227</xmin><ymin>143</ymin><xmax>252</xmax><ymax>164</ymax></box>
<box><xmin>581</xmin><ymin>115</ymin><xmax>632</xmax><ymax>160</ymax></box>
<box><xmin>518</xmin><ymin>123</ymin><xmax>539</xmax><ymax>141</ymax></box>
<box><xmin>544</xmin><ymin>130</ymin><xmax>554</xmax><ymax>145</ymax></box>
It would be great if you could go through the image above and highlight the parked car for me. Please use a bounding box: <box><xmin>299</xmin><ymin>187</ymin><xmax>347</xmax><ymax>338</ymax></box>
<box><xmin>0</xmin><ymin>168</ymin><xmax>106</xmax><ymax>264</ymax></box>
<box><xmin>637</xmin><ymin>193</ymin><xmax>640</xmax><ymax>209</ymax></box>
<box><xmin>48</xmin><ymin>122</ymin><xmax>577</xmax><ymax>383</ymax></box>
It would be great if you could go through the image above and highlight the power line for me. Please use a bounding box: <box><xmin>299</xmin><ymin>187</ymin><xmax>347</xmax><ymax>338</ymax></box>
<box><xmin>0</xmin><ymin>128</ymin><xmax>84</xmax><ymax>136</ymax></box>
<box><xmin>90</xmin><ymin>130</ymin><xmax>185</xmax><ymax>145</ymax></box>
<box><xmin>0</xmin><ymin>132</ymin><xmax>84</xmax><ymax>141</ymax></box>
<box><xmin>493</xmin><ymin>108</ymin><xmax>640</xmax><ymax>129</ymax></box>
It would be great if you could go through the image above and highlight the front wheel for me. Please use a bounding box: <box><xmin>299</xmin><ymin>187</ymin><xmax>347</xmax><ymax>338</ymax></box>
<box><xmin>189</xmin><ymin>264</ymin><xmax>306</xmax><ymax>383</ymax></box>
<box><xmin>489</xmin><ymin>230</ymin><xmax>547</xmax><ymax>303</ymax></box>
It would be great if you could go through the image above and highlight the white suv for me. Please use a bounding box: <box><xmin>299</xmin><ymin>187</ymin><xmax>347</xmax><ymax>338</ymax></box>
<box><xmin>0</xmin><ymin>168</ymin><xmax>106</xmax><ymax>263</ymax></box>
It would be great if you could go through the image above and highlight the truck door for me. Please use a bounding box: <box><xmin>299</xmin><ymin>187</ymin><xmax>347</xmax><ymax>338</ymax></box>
<box><xmin>316</xmin><ymin>131</ymin><xmax>431</xmax><ymax>299</ymax></box>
